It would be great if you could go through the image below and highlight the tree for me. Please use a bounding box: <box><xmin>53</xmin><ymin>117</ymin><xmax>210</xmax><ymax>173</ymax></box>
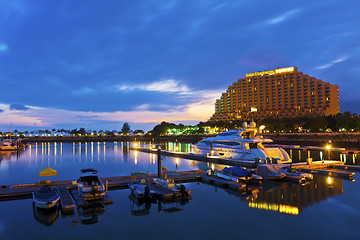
<box><xmin>133</xmin><ymin>129</ymin><xmax>144</xmax><ymax>135</ymax></box>
<box><xmin>121</xmin><ymin>122</ymin><xmax>131</xmax><ymax>135</ymax></box>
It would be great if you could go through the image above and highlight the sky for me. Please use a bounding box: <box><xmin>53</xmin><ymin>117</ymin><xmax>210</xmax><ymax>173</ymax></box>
<box><xmin>0</xmin><ymin>0</ymin><xmax>360</xmax><ymax>132</ymax></box>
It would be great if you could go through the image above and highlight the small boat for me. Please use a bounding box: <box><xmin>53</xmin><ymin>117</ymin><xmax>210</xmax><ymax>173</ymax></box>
<box><xmin>33</xmin><ymin>185</ymin><xmax>60</xmax><ymax>209</ymax></box>
<box><xmin>129</xmin><ymin>174</ymin><xmax>155</xmax><ymax>200</ymax></box>
<box><xmin>222</xmin><ymin>167</ymin><xmax>262</xmax><ymax>181</ymax></box>
<box><xmin>77</xmin><ymin>168</ymin><xmax>106</xmax><ymax>201</ymax></box>
<box><xmin>256</xmin><ymin>164</ymin><xmax>286</xmax><ymax>180</ymax></box>
<box><xmin>33</xmin><ymin>167</ymin><xmax>60</xmax><ymax>209</ymax></box>
<box><xmin>278</xmin><ymin>168</ymin><xmax>313</xmax><ymax>181</ymax></box>
<box><xmin>153</xmin><ymin>178</ymin><xmax>191</xmax><ymax>197</ymax></box>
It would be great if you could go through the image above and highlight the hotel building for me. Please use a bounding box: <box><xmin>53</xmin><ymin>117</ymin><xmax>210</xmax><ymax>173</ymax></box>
<box><xmin>210</xmin><ymin>67</ymin><xmax>339</xmax><ymax>121</ymax></box>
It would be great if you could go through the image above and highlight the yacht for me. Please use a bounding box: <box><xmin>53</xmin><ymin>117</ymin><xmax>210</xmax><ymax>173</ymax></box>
<box><xmin>192</xmin><ymin>121</ymin><xmax>291</xmax><ymax>164</ymax></box>
<box><xmin>0</xmin><ymin>139</ymin><xmax>18</xmax><ymax>151</ymax></box>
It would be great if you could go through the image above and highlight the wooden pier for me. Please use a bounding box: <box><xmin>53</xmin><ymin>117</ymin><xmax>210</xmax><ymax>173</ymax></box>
<box><xmin>297</xmin><ymin>168</ymin><xmax>354</xmax><ymax>180</ymax></box>
<box><xmin>201</xmin><ymin>175</ymin><xmax>248</xmax><ymax>191</ymax></box>
<box><xmin>57</xmin><ymin>186</ymin><xmax>76</xmax><ymax>213</ymax></box>
<box><xmin>330</xmin><ymin>164</ymin><xmax>360</xmax><ymax>172</ymax></box>
<box><xmin>0</xmin><ymin>170</ymin><xmax>204</xmax><ymax>212</ymax></box>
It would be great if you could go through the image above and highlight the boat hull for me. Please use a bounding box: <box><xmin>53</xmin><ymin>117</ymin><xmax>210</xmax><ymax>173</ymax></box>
<box><xmin>79</xmin><ymin>189</ymin><xmax>106</xmax><ymax>201</ymax></box>
<box><xmin>34</xmin><ymin>199</ymin><xmax>59</xmax><ymax>209</ymax></box>
<box><xmin>32</xmin><ymin>192</ymin><xmax>60</xmax><ymax>209</ymax></box>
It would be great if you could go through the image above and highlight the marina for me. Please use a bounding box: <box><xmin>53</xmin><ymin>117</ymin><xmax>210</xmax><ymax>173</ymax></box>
<box><xmin>1</xmin><ymin>140</ymin><xmax>360</xmax><ymax>239</ymax></box>
<box><xmin>2</xmin><ymin>1</ymin><xmax>360</xmax><ymax>239</ymax></box>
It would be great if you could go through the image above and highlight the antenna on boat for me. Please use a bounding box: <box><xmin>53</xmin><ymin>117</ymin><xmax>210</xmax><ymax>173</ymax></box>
<box><xmin>250</xmin><ymin>119</ymin><xmax>256</xmax><ymax>128</ymax></box>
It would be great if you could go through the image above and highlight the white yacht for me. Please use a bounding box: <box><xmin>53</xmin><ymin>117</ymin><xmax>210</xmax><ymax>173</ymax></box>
<box><xmin>192</xmin><ymin>122</ymin><xmax>291</xmax><ymax>164</ymax></box>
<box><xmin>0</xmin><ymin>140</ymin><xmax>18</xmax><ymax>151</ymax></box>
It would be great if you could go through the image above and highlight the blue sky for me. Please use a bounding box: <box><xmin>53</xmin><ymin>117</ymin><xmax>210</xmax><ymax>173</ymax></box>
<box><xmin>0</xmin><ymin>0</ymin><xmax>359</xmax><ymax>132</ymax></box>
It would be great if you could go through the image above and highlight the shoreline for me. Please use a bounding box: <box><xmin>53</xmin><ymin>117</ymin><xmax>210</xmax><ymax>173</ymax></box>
<box><xmin>18</xmin><ymin>134</ymin><xmax>360</xmax><ymax>150</ymax></box>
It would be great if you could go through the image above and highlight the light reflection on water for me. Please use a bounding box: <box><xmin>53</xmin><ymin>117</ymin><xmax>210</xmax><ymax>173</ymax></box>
<box><xmin>0</xmin><ymin>142</ymin><xmax>360</xmax><ymax>239</ymax></box>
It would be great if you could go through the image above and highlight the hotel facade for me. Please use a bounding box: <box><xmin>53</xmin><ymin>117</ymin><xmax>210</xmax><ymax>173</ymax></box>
<box><xmin>210</xmin><ymin>67</ymin><xmax>339</xmax><ymax>121</ymax></box>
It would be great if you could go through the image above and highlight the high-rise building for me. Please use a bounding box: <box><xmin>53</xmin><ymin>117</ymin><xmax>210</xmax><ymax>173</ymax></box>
<box><xmin>210</xmin><ymin>67</ymin><xmax>340</xmax><ymax>121</ymax></box>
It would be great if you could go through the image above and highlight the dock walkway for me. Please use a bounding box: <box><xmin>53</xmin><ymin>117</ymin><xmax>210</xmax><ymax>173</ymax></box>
<box><xmin>57</xmin><ymin>185</ymin><xmax>76</xmax><ymax>213</ymax></box>
<box><xmin>0</xmin><ymin>170</ymin><xmax>204</xmax><ymax>202</ymax></box>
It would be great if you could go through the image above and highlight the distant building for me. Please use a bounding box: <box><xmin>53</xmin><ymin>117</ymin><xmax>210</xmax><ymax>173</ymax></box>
<box><xmin>210</xmin><ymin>67</ymin><xmax>339</xmax><ymax>121</ymax></box>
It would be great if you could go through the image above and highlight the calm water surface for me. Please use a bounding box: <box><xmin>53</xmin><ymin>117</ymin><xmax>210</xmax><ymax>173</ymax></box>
<box><xmin>1</xmin><ymin>142</ymin><xmax>360</xmax><ymax>240</ymax></box>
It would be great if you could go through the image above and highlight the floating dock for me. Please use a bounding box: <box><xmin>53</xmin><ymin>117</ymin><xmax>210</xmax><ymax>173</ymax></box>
<box><xmin>57</xmin><ymin>186</ymin><xmax>76</xmax><ymax>213</ymax></box>
<box><xmin>201</xmin><ymin>175</ymin><xmax>248</xmax><ymax>191</ymax></box>
<box><xmin>0</xmin><ymin>170</ymin><xmax>204</xmax><ymax>213</ymax></box>
<box><xmin>297</xmin><ymin>168</ymin><xmax>354</xmax><ymax>180</ymax></box>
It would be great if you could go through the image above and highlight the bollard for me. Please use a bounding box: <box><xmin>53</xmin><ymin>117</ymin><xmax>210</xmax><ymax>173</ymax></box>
<box><xmin>157</xmin><ymin>147</ymin><xmax>162</xmax><ymax>178</ymax></box>
<box><xmin>106</xmin><ymin>180</ymin><xmax>108</xmax><ymax>192</ymax></box>
<box><xmin>210</xmin><ymin>141</ymin><xmax>213</xmax><ymax>156</ymax></box>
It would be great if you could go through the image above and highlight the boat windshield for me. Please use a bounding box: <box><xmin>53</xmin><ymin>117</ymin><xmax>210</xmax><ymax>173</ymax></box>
<box><xmin>213</xmin><ymin>141</ymin><xmax>240</xmax><ymax>146</ymax></box>
<box><xmin>249</xmin><ymin>142</ymin><xmax>264</xmax><ymax>149</ymax></box>
<box><xmin>81</xmin><ymin>168</ymin><xmax>98</xmax><ymax>174</ymax></box>
<box><xmin>218</xmin><ymin>131</ymin><xmax>238</xmax><ymax>136</ymax></box>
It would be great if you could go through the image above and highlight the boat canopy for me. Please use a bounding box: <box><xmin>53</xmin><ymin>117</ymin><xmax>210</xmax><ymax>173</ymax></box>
<box><xmin>39</xmin><ymin>167</ymin><xmax>58</xmax><ymax>177</ymax></box>
<box><xmin>81</xmin><ymin>168</ymin><xmax>98</xmax><ymax>174</ymax></box>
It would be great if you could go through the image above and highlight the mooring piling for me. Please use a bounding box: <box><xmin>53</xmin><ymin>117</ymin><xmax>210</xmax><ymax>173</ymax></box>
<box><xmin>157</xmin><ymin>147</ymin><xmax>162</xmax><ymax>178</ymax></box>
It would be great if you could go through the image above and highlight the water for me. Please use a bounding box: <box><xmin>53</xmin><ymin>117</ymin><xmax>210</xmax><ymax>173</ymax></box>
<box><xmin>1</xmin><ymin>142</ymin><xmax>360</xmax><ymax>240</ymax></box>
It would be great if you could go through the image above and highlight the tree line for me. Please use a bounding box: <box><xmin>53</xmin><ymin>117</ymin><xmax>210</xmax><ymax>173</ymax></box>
<box><xmin>2</xmin><ymin>112</ymin><xmax>360</xmax><ymax>138</ymax></box>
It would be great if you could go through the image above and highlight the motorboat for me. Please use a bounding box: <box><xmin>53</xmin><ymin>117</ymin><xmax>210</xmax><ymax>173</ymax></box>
<box><xmin>129</xmin><ymin>172</ymin><xmax>156</xmax><ymax>200</ymax></box>
<box><xmin>256</xmin><ymin>164</ymin><xmax>286</xmax><ymax>180</ymax></box>
<box><xmin>33</xmin><ymin>167</ymin><xmax>60</xmax><ymax>209</ymax></box>
<box><xmin>221</xmin><ymin>166</ymin><xmax>262</xmax><ymax>181</ymax></box>
<box><xmin>77</xmin><ymin>168</ymin><xmax>106</xmax><ymax>201</ymax></box>
<box><xmin>153</xmin><ymin>178</ymin><xmax>191</xmax><ymax>197</ymax></box>
<box><xmin>192</xmin><ymin>121</ymin><xmax>291</xmax><ymax>164</ymax></box>
<box><xmin>278</xmin><ymin>168</ymin><xmax>313</xmax><ymax>181</ymax></box>
<box><xmin>33</xmin><ymin>185</ymin><xmax>60</xmax><ymax>209</ymax></box>
<box><xmin>0</xmin><ymin>140</ymin><xmax>18</xmax><ymax>151</ymax></box>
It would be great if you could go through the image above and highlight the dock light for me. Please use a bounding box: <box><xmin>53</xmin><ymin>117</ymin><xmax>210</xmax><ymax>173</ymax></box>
<box><xmin>134</xmin><ymin>143</ymin><xmax>138</xmax><ymax>147</ymax></box>
<box><xmin>259</xmin><ymin>125</ymin><xmax>266</xmax><ymax>131</ymax></box>
<box><xmin>327</xmin><ymin>176</ymin><xmax>332</xmax><ymax>185</ymax></box>
<box><xmin>326</xmin><ymin>145</ymin><xmax>331</xmax><ymax>150</ymax></box>
<box><xmin>175</xmin><ymin>146</ymin><xmax>179</xmax><ymax>151</ymax></box>
<box><xmin>327</xmin><ymin>176</ymin><xmax>333</xmax><ymax>188</ymax></box>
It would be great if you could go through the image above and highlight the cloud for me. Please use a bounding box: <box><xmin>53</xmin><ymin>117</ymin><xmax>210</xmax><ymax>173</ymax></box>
<box><xmin>10</xmin><ymin>104</ymin><xmax>30</xmax><ymax>111</ymax></box>
<box><xmin>0</xmin><ymin>88</ymin><xmax>223</xmax><ymax>131</ymax></box>
<box><xmin>316</xmin><ymin>56</ymin><xmax>349</xmax><ymax>69</ymax></box>
<box><xmin>117</xmin><ymin>79</ymin><xmax>191</xmax><ymax>95</ymax></box>
<box><xmin>72</xmin><ymin>87</ymin><xmax>95</xmax><ymax>95</ymax></box>
<box><xmin>210</xmin><ymin>3</ymin><xmax>228</xmax><ymax>12</ymax></box>
<box><xmin>266</xmin><ymin>9</ymin><xmax>301</xmax><ymax>25</ymax></box>
<box><xmin>0</xmin><ymin>43</ymin><xmax>8</xmax><ymax>52</ymax></box>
